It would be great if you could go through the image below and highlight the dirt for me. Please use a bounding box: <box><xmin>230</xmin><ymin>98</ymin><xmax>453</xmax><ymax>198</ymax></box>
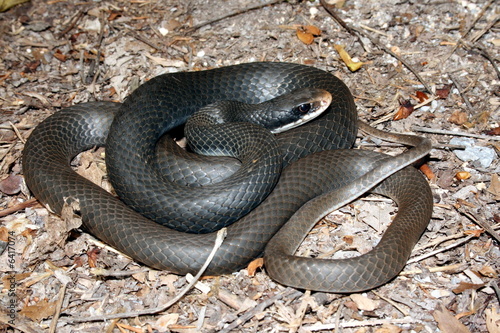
<box><xmin>0</xmin><ymin>0</ymin><xmax>499</xmax><ymax>332</ymax></box>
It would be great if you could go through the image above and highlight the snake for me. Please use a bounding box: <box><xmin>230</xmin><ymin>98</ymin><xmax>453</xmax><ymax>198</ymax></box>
<box><xmin>22</xmin><ymin>62</ymin><xmax>433</xmax><ymax>292</ymax></box>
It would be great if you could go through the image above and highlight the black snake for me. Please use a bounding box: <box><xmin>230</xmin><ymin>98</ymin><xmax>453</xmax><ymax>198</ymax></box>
<box><xmin>23</xmin><ymin>62</ymin><xmax>433</xmax><ymax>292</ymax></box>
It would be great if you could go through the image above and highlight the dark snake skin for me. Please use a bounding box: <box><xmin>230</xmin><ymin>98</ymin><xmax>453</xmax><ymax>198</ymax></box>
<box><xmin>22</xmin><ymin>62</ymin><xmax>433</xmax><ymax>292</ymax></box>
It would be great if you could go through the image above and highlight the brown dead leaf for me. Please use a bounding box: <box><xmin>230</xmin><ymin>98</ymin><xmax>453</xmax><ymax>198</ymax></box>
<box><xmin>419</xmin><ymin>164</ymin><xmax>435</xmax><ymax>180</ymax></box>
<box><xmin>484</xmin><ymin>126</ymin><xmax>500</xmax><ymax>136</ymax></box>
<box><xmin>375</xmin><ymin>324</ymin><xmax>402</xmax><ymax>333</ymax></box>
<box><xmin>342</xmin><ymin>235</ymin><xmax>354</xmax><ymax>245</ymax></box>
<box><xmin>296</xmin><ymin>27</ymin><xmax>315</xmax><ymax>45</ymax></box>
<box><xmin>432</xmin><ymin>303</ymin><xmax>471</xmax><ymax>333</ymax></box>
<box><xmin>20</xmin><ymin>299</ymin><xmax>57</xmax><ymax>321</ymax></box>
<box><xmin>464</xmin><ymin>229</ymin><xmax>483</xmax><ymax>237</ymax></box>
<box><xmin>448</xmin><ymin>110</ymin><xmax>468</xmax><ymax>125</ymax></box>
<box><xmin>107</xmin><ymin>11</ymin><xmax>122</xmax><ymax>21</ymax></box>
<box><xmin>486</xmin><ymin>307</ymin><xmax>500</xmax><ymax>333</ymax></box>
<box><xmin>393</xmin><ymin>99</ymin><xmax>414</xmax><ymax>120</ymax></box>
<box><xmin>436</xmin><ymin>84</ymin><xmax>452</xmax><ymax>99</ymax></box>
<box><xmin>302</xmin><ymin>25</ymin><xmax>321</xmax><ymax>36</ymax></box>
<box><xmin>247</xmin><ymin>257</ymin><xmax>264</xmax><ymax>276</ymax></box>
<box><xmin>0</xmin><ymin>227</ymin><xmax>8</xmax><ymax>242</ymax></box>
<box><xmin>415</xmin><ymin>91</ymin><xmax>429</xmax><ymax>103</ymax></box>
<box><xmin>0</xmin><ymin>174</ymin><xmax>23</xmax><ymax>195</ymax></box>
<box><xmin>53</xmin><ymin>49</ymin><xmax>67</xmax><ymax>62</ymax></box>
<box><xmin>479</xmin><ymin>266</ymin><xmax>498</xmax><ymax>278</ymax></box>
<box><xmin>452</xmin><ymin>281</ymin><xmax>485</xmax><ymax>294</ymax></box>
<box><xmin>455</xmin><ymin>171</ymin><xmax>471</xmax><ymax>180</ymax></box>
<box><xmin>350</xmin><ymin>293</ymin><xmax>379</xmax><ymax>311</ymax></box>
<box><xmin>487</xmin><ymin>174</ymin><xmax>500</xmax><ymax>200</ymax></box>
<box><xmin>87</xmin><ymin>247</ymin><xmax>100</xmax><ymax>268</ymax></box>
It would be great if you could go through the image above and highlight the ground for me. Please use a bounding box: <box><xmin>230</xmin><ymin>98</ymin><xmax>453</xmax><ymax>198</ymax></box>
<box><xmin>0</xmin><ymin>0</ymin><xmax>499</xmax><ymax>332</ymax></box>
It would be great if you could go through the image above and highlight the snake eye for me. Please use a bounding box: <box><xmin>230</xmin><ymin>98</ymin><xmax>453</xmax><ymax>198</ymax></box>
<box><xmin>297</xmin><ymin>103</ymin><xmax>312</xmax><ymax>113</ymax></box>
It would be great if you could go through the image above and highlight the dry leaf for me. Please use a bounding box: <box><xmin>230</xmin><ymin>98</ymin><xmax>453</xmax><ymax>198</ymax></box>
<box><xmin>296</xmin><ymin>28</ymin><xmax>314</xmax><ymax>45</ymax></box>
<box><xmin>487</xmin><ymin>174</ymin><xmax>500</xmax><ymax>200</ymax></box>
<box><xmin>393</xmin><ymin>99</ymin><xmax>414</xmax><ymax>120</ymax></box>
<box><xmin>145</xmin><ymin>53</ymin><xmax>186</xmax><ymax>68</ymax></box>
<box><xmin>456</xmin><ymin>171</ymin><xmax>471</xmax><ymax>180</ymax></box>
<box><xmin>486</xmin><ymin>307</ymin><xmax>500</xmax><ymax>333</ymax></box>
<box><xmin>449</xmin><ymin>110</ymin><xmax>468</xmax><ymax>125</ymax></box>
<box><xmin>452</xmin><ymin>281</ymin><xmax>485</xmax><ymax>294</ymax></box>
<box><xmin>484</xmin><ymin>127</ymin><xmax>500</xmax><ymax>136</ymax></box>
<box><xmin>420</xmin><ymin>164</ymin><xmax>435</xmax><ymax>180</ymax></box>
<box><xmin>375</xmin><ymin>324</ymin><xmax>402</xmax><ymax>333</ymax></box>
<box><xmin>479</xmin><ymin>266</ymin><xmax>498</xmax><ymax>278</ymax></box>
<box><xmin>0</xmin><ymin>174</ymin><xmax>23</xmax><ymax>195</ymax></box>
<box><xmin>247</xmin><ymin>257</ymin><xmax>264</xmax><ymax>276</ymax></box>
<box><xmin>0</xmin><ymin>0</ymin><xmax>29</xmax><ymax>12</ymax></box>
<box><xmin>87</xmin><ymin>247</ymin><xmax>100</xmax><ymax>268</ymax></box>
<box><xmin>334</xmin><ymin>44</ymin><xmax>364</xmax><ymax>72</ymax></box>
<box><xmin>302</xmin><ymin>25</ymin><xmax>321</xmax><ymax>36</ymax></box>
<box><xmin>436</xmin><ymin>84</ymin><xmax>452</xmax><ymax>99</ymax></box>
<box><xmin>415</xmin><ymin>91</ymin><xmax>429</xmax><ymax>103</ymax></box>
<box><xmin>433</xmin><ymin>303</ymin><xmax>471</xmax><ymax>333</ymax></box>
<box><xmin>350</xmin><ymin>293</ymin><xmax>378</xmax><ymax>311</ymax></box>
<box><xmin>19</xmin><ymin>299</ymin><xmax>57</xmax><ymax>321</ymax></box>
<box><xmin>154</xmin><ymin>313</ymin><xmax>179</xmax><ymax>332</ymax></box>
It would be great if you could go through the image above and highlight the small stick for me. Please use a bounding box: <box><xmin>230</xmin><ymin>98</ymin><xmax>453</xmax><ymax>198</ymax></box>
<box><xmin>474</xmin><ymin>44</ymin><xmax>500</xmax><ymax>80</ymax></box>
<box><xmin>188</xmin><ymin>0</ymin><xmax>285</xmax><ymax>32</ymax></box>
<box><xmin>62</xmin><ymin>228</ymin><xmax>227</xmax><ymax>323</ymax></box>
<box><xmin>48</xmin><ymin>283</ymin><xmax>68</xmax><ymax>333</ymax></box>
<box><xmin>407</xmin><ymin>235</ymin><xmax>475</xmax><ymax>264</ymax></box>
<box><xmin>400</xmin><ymin>263</ymin><xmax>466</xmax><ymax>276</ymax></box>
<box><xmin>441</xmin><ymin>0</ymin><xmax>495</xmax><ymax>62</ymax></box>
<box><xmin>411</xmin><ymin>126</ymin><xmax>500</xmax><ymax>141</ymax></box>
<box><xmin>319</xmin><ymin>0</ymin><xmax>433</xmax><ymax>93</ymax></box>
<box><xmin>371</xmin><ymin>290</ymin><xmax>408</xmax><ymax>316</ymax></box>
<box><xmin>448</xmin><ymin>74</ymin><xmax>475</xmax><ymax>113</ymax></box>
<box><xmin>458</xmin><ymin>208</ymin><xmax>500</xmax><ymax>244</ymax></box>
<box><xmin>58</xmin><ymin>10</ymin><xmax>86</xmax><ymax>38</ymax></box>
<box><xmin>219</xmin><ymin>288</ymin><xmax>302</xmax><ymax>333</ymax></box>
<box><xmin>0</xmin><ymin>198</ymin><xmax>38</xmax><ymax>218</ymax></box>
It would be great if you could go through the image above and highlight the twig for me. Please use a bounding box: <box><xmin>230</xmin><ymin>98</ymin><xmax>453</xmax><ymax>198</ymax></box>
<box><xmin>85</xmin><ymin>14</ymin><xmax>106</xmax><ymax>85</ymax></box>
<box><xmin>319</xmin><ymin>0</ymin><xmax>433</xmax><ymax>93</ymax></box>
<box><xmin>458</xmin><ymin>208</ymin><xmax>500</xmax><ymax>244</ymax></box>
<box><xmin>371</xmin><ymin>290</ymin><xmax>408</xmax><ymax>316</ymax></box>
<box><xmin>407</xmin><ymin>235</ymin><xmax>476</xmax><ymax>264</ymax></box>
<box><xmin>490</xmin><ymin>280</ymin><xmax>500</xmax><ymax>303</ymax></box>
<box><xmin>448</xmin><ymin>74</ymin><xmax>475</xmax><ymax>113</ymax></box>
<box><xmin>187</xmin><ymin>0</ymin><xmax>286</xmax><ymax>32</ymax></box>
<box><xmin>474</xmin><ymin>44</ymin><xmax>500</xmax><ymax>80</ymax></box>
<box><xmin>303</xmin><ymin>317</ymin><xmax>422</xmax><ymax>331</ymax></box>
<box><xmin>48</xmin><ymin>283</ymin><xmax>67</xmax><ymax>333</ymax></box>
<box><xmin>58</xmin><ymin>10</ymin><xmax>86</xmax><ymax>38</ymax></box>
<box><xmin>411</xmin><ymin>126</ymin><xmax>500</xmax><ymax>141</ymax></box>
<box><xmin>469</xmin><ymin>13</ymin><xmax>500</xmax><ymax>44</ymax></box>
<box><xmin>219</xmin><ymin>288</ymin><xmax>302</xmax><ymax>333</ymax></box>
<box><xmin>400</xmin><ymin>263</ymin><xmax>466</xmax><ymax>276</ymax></box>
<box><xmin>9</xmin><ymin>121</ymin><xmax>25</xmax><ymax>144</ymax></box>
<box><xmin>62</xmin><ymin>228</ymin><xmax>227</xmax><ymax>323</ymax></box>
<box><xmin>0</xmin><ymin>198</ymin><xmax>38</xmax><ymax>218</ymax></box>
<box><xmin>441</xmin><ymin>0</ymin><xmax>495</xmax><ymax>62</ymax></box>
<box><xmin>90</xmin><ymin>267</ymin><xmax>151</xmax><ymax>277</ymax></box>
<box><xmin>126</xmin><ymin>29</ymin><xmax>162</xmax><ymax>51</ymax></box>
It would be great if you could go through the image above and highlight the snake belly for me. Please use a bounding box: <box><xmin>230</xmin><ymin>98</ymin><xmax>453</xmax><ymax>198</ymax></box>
<box><xmin>22</xmin><ymin>62</ymin><xmax>432</xmax><ymax>292</ymax></box>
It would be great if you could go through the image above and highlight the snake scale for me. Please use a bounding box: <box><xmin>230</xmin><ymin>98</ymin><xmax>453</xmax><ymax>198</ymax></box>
<box><xmin>23</xmin><ymin>62</ymin><xmax>433</xmax><ymax>292</ymax></box>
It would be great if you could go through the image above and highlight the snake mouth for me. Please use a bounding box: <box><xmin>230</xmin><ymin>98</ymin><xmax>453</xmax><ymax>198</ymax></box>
<box><xmin>270</xmin><ymin>90</ymin><xmax>332</xmax><ymax>134</ymax></box>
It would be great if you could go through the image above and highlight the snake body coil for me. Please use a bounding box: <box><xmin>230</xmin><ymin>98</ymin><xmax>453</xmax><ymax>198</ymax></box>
<box><xmin>23</xmin><ymin>62</ymin><xmax>432</xmax><ymax>292</ymax></box>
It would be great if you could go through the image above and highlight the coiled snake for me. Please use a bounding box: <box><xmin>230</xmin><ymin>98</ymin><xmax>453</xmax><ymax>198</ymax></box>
<box><xmin>23</xmin><ymin>62</ymin><xmax>433</xmax><ymax>292</ymax></box>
